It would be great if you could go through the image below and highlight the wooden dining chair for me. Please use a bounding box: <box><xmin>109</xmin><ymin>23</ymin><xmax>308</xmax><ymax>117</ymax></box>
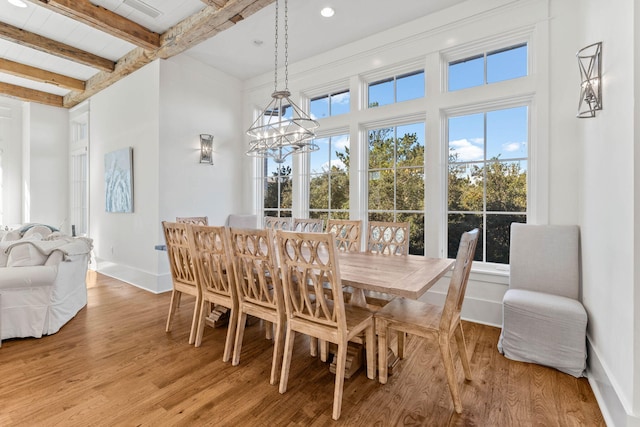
<box><xmin>162</xmin><ymin>221</ymin><xmax>200</xmax><ymax>345</ymax></box>
<box><xmin>176</xmin><ymin>216</ymin><xmax>208</xmax><ymax>225</ymax></box>
<box><xmin>374</xmin><ymin>228</ymin><xmax>479</xmax><ymax>414</ymax></box>
<box><xmin>292</xmin><ymin>217</ymin><xmax>324</xmax><ymax>232</ymax></box>
<box><xmin>228</xmin><ymin>227</ymin><xmax>286</xmax><ymax>385</ymax></box>
<box><xmin>275</xmin><ymin>230</ymin><xmax>376</xmax><ymax>421</ymax></box>
<box><xmin>187</xmin><ymin>225</ymin><xmax>238</xmax><ymax>361</ymax></box>
<box><xmin>367</xmin><ymin>221</ymin><xmax>410</xmax><ymax>256</ymax></box>
<box><xmin>325</xmin><ymin>219</ymin><xmax>362</xmax><ymax>252</ymax></box>
<box><xmin>264</xmin><ymin>216</ymin><xmax>292</xmax><ymax>231</ymax></box>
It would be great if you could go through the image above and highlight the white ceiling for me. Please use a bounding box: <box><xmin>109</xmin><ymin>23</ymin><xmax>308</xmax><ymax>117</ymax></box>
<box><xmin>0</xmin><ymin>0</ymin><xmax>465</xmax><ymax>97</ymax></box>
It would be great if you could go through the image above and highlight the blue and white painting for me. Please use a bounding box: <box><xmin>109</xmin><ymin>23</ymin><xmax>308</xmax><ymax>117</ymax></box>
<box><xmin>105</xmin><ymin>147</ymin><xmax>133</xmax><ymax>213</ymax></box>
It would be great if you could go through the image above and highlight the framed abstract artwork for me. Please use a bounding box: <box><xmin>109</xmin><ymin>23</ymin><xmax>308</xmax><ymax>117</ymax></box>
<box><xmin>105</xmin><ymin>147</ymin><xmax>133</xmax><ymax>213</ymax></box>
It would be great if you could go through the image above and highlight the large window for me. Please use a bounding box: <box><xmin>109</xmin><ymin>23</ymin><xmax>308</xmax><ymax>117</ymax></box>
<box><xmin>310</xmin><ymin>90</ymin><xmax>350</xmax><ymax>119</ymax></box>
<box><xmin>447</xmin><ymin>106</ymin><xmax>528</xmax><ymax>263</ymax></box>
<box><xmin>368</xmin><ymin>122</ymin><xmax>425</xmax><ymax>255</ymax></box>
<box><xmin>263</xmin><ymin>156</ymin><xmax>292</xmax><ymax>219</ymax></box>
<box><xmin>309</xmin><ymin>134</ymin><xmax>350</xmax><ymax>220</ymax></box>
<box><xmin>368</xmin><ymin>70</ymin><xmax>424</xmax><ymax>108</ymax></box>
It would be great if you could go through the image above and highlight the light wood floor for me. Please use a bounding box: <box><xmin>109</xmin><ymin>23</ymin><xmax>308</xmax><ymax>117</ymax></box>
<box><xmin>0</xmin><ymin>271</ymin><xmax>605</xmax><ymax>426</ymax></box>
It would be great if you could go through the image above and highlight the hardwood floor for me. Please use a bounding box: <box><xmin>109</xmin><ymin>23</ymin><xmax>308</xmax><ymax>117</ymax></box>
<box><xmin>0</xmin><ymin>272</ymin><xmax>605</xmax><ymax>426</ymax></box>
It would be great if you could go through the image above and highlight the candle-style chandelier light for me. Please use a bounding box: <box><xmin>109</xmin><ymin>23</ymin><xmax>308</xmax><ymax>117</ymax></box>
<box><xmin>246</xmin><ymin>0</ymin><xmax>319</xmax><ymax>163</ymax></box>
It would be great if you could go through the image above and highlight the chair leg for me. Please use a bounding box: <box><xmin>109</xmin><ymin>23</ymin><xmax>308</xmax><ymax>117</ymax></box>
<box><xmin>377</xmin><ymin>319</ymin><xmax>389</xmax><ymax>384</ymax></box>
<box><xmin>165</xmin><ymin>290</ymin><xmax>180</xmax><ymax>332</ymax></box>
<box><xmin>222</xmin><ymin>305</ymin><xmax>237</xmax><ymax>363</ymax></box>
<box><xmin>270</xmin><ymin>318</ymin><xmax>286</xmax><ymax>385</ymax></box>
<box><xmin>332</xmin><ymin>341</ymin><xmax>348</xmax><ymax>420</ymax></box>
<box><xmin>279</xmin><ymin>327</ymin><xmax>296</xmax><ymax>394</ymax></box>
<box><xmin>310</xmin><ymin>337</ymin><xmax>318</xmax><ymax>357</ymax></box>
<box><xmin>320</xmin><ymin>339</ymin><xmax>329</xmax><ymax>363</ymax></box>
<box><xmin>188</xmin><ymin>295</ymin><xmax>201</xmax><ymax>345</ymax></box>
<box><xmin>439</xmin><ymin>335</ymin><xmax>462</xmax><ymax>414</ymax></box>
<box><xmin>453</xmin><ymin>322</ymin><xmax>472</xmax><ymax>381</ymax></box>
<box><xmin>232</xmin><ymin>311</ymin><xmax>248</xmax><ymax>366</ymax></box>
<box><xmin>265</xmin><ymin>321</ymin><xmax>273</xmax><ymax>340</ymax></box>
<box><xmin>365</xmin><ymin>324</ymin><xmax>376</xmax><ymax>380</ymax></box>
<box><xmin>194</xmin><ymin>297</ymin><xmax>208</xmax><ymax>347</ymax></box>
<box><xmin>397</xmin><ymin>331</ymin><xmax>406</xmax><ymax>359</ymax></box>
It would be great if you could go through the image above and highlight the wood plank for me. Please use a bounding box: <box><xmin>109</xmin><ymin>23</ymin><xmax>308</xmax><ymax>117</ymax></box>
<box><xmin>29</xmin><ymin>0</ymin><xmax>161</xmax><ymax>50</ymax></box>
<box><xmin>0</xmin><ymin>58</ymin><xmax>85</xmax><ymax>91</ymax></box>
<box><xmin>0</xmin><ymin>272</ymin><xmax>606</xmax><ymax>425</ymax></box>
<box><xmin>0</xmin><ymin>81</ymin><xmax>63</xmax><ymax>107</ymax></box>
<box><xmin>0</xmin><ymin>21</ymin><xmax>115</xmax><ymax>72</ymax></box>
<box><xmin>201</xmin><ymin>0</ymin><xmax>229</xmax><ymax>8</ymax></box>
<box><xmin>62</xmin><ymin>0</ymin><xmax>274</xmax><ymax>108</ymax></box>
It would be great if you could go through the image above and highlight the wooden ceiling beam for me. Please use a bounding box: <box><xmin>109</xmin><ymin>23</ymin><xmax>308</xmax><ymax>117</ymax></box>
<box><xmin>201</xmin><ymin>0</ymin><xmax>229</xmax><ymax>8</ymax></box>
<box><xmin>0</xmin><ymin>22</ymin><xmax>115</xmax><ymax>72</ymax></box>
<box><xmin>0</xmin><ymin>81</ymin><xmax>63</xmax><ymax>107</ymax></box>
<box><xmin>63</xmin><ymin>0</ymin><xmax>274</xmax><ymax>108</ymax></box>
<box><xmin>28</xmin><ymin>0</ymin><xmax>161</xmax><ymax>50</ymax></box>
<box><xmin>0</xmin><ymin>58</ymin><xmax>85</xmax><ymax>91</ymax></box>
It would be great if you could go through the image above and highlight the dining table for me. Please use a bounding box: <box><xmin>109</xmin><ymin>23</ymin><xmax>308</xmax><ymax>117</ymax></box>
<box><xmin>330</xmin><ymin>251</ymin><xmax>454</xmax><ymax>378</ymax></box>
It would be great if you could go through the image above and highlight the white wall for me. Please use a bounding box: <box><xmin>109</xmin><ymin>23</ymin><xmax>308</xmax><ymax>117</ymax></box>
<box><xmin>90</xmin><ymin>61</ymin><xmax>162</xmax><ymax>291</ymax></box>
<box><xmin>0</xmin><ymin>97</ymin><xmax>23</xmax><ymax>226</ymax></box>
<box><xmin>576</xmin><ymin>0</ymin><xmax>639</xmax><ymax>425</ymax></box>
<box><xmin>29</xmin><ymin>103</ymin><xmax>69</xmax><ymax>230</ymax></box>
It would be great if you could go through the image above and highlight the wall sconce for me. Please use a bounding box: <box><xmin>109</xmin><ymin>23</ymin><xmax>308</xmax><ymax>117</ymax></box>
<box><xmin>576</xmin><ymin>42</ymin><xmax>602</xmax><ymax>118</ymax></box>
<box><xmin>199</xmin><ymin>134</ymin><xmax>213</xmax><ymax>164</ymax></box>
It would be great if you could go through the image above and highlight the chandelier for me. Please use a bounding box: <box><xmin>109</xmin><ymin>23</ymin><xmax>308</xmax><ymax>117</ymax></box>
<box><xmin>246</xmin><ymin>0</ymin><xmax>319</xmax><ymax>163</ymax></box>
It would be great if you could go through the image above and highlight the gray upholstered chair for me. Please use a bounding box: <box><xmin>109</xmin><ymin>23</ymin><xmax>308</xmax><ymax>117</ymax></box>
<box><xmin>498</xmin><ymin>223</ymin><xmax>587</xmax><ymax>377</ymax></box>
<box><xmin>225</xmin><ymin>214</ymin><xmax>258</xmax><ymax>229</ymax></box>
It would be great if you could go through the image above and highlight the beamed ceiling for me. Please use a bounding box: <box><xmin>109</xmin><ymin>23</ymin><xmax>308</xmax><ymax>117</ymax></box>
<box><xmin>0</xmin><ymin>0</ymin><xmax>467</xmax><ymax>109</ymax></box>
<box><xmin>0</xmin><ymin>0</ymin><xmax>274</xmax><ymax>108</ymax></box>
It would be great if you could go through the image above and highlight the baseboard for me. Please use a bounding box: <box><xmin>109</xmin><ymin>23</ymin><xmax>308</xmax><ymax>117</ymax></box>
<box><xmin>587</xmin><ymin>337</ymin><xmax>640</xmax><ymax>427</ymax></box>
<box><xmin>94</xmin><ymin>259</ymin><xmax>172</xmax><ymax>294</ymax></box>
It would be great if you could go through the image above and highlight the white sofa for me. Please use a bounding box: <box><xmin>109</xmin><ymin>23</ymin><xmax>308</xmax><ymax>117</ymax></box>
<box><xmin>0</xmin><ymin>225</ymin><xmax>93</xmax><ymax>340</ymax></box>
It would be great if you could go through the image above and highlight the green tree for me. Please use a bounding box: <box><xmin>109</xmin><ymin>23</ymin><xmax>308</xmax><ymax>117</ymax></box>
<box><xmin>264</xmin><ymin>165</ymin><xmax>292</xmax><ymax>215</ymax></box>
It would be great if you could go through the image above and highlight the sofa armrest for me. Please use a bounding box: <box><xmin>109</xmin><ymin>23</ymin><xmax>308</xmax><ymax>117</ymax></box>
<box><xmin>0</xmin><ymin>266</ymin><xmax>58</xmax><ymax>289</ymax></box>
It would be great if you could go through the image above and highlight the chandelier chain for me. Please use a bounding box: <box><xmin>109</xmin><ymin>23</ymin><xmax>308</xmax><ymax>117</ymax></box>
<box><xmin>284</xmin><ymin>0</ymin><xmax>289</xmax><ymax>90</ymax></box>
<box><xmin>273</xmin><ymin>0</ymin><xmax>279</xmax><ymax>93</ymax></box>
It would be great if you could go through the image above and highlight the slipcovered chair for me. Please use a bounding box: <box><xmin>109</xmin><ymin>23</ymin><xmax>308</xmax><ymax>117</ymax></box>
<box><xmin>498</xmin><ymin>223</ymin><xmax>587</xmax><ymax>377</ymax></box>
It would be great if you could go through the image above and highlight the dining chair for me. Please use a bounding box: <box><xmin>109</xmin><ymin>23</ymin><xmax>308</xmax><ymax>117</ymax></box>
<box><xmin>228</xmin><ymin>227</ymin><xmax>286</xmax><ymax>385</ymax></box>
<box><xmin>176</xmin><ymin>216</ymin><xmax>208</xmax><ymax>225</ymax></box>
<box><xmin>187</xmin><ymin>225</ymin><xmax>238</xmax><ymax>361</ymax></box>
<box><xmin>292</xmin><ymin>217</ymin><xmax>324</xmax><ymax>232</ymax></box>
<box><xmin>225</xmin><ymin>213</ymin><xmax>258</xmax><ymax>229</ymax></box>
<box><xmin>374</xmin><ymin>228</ymin><xmax>479</xmax><ymax>414</ymax></box>
<box><xmin>264</xmin><ymin>216</ymin><xmax>293</xmax><ymax>231</ymax></box>
<box><xmin>498</xmin><ymin>223</ymin><xmax>587</xmax><ymax>377</ymax></box>
<box><xmin>325</xmin><ymin>219</ymin><xmax>362</xmax><ymax>252</ymax></box>
<box><xmin>275</xmin><ymin>230</ymin><xmax>376</xmax><ymax>421</ymax></box>
<box><xmin>367</xmin><ymin>221</ymin><xmax>410</xmax><ymax>256</ymax></box>
<box><xmin>162</xmin><ymin>221</ymin><xmax>200</xmax><ymax>345</ymax></box>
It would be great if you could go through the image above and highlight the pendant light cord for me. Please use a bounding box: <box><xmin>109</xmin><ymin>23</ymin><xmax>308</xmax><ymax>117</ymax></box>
<box><xmin>274</xmin><ymin>0</ymin><xmax>279</xmax><ymax>93</ymax></box>
<box><xmin>284</xmin><ymin>0</ymin><xmax>289</xmax><ymax>91</ymax></box>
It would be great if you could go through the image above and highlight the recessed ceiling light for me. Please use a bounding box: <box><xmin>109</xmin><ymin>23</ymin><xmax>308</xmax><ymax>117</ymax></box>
<box><xmin>320</xmin><ymin>7</ymin><xmax>335</xmax><ymax>18</ymax></box>
<box><xmin>7</xmin><ymin>0</ymin><xmax>28</xmax><ymax>8</ymax></box>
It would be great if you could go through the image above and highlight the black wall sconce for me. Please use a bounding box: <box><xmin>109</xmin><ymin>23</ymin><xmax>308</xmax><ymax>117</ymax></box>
<box><xmin>577</xmin><ymin>42</ymin><xmax>602</xmax><ymax>118</ymax></box>
<box><xmin>199</xmin><ymin>134</ymin><xmax>213</xmax><ymax>164</ymax></box>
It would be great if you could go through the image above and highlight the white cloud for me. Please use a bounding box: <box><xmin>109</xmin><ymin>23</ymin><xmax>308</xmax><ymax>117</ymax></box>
<box><xmin>449</xmin><ymin>138</ymin><xmax>483</xmax><ymax>162</ymax></box>
<box><xmin>332</xmin><ymin>92</ymin><xmax>349</xmax><ymax>105</ymax></box>
<box><xmin>333</xmin><ymin>135</ymin><xmax>349</xmax><ymax>151</ymax></box>
<box><xmin>313</xmin><ymin>159</ymin><xmax>346</xmax><ymax>174</ymax></box>
<box><xmin>503</xmin><ymin>141</ymin><xmax>526</xmax><ymax>152</ymax></box>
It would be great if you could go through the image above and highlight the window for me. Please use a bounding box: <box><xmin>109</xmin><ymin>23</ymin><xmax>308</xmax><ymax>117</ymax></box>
<box><xmin>310</xmin><ymin>90</ymin><xmax>350</xmax><ymax>119</ymax></box>
<box><xmin>368</xmin><ymin>70</ymin><xmax>424</xmax><ymax>107</ymax></box>
<box><xmin>447</xmin><ymin>106</ymin><xmax>528</xmax><ymax>263</ymax></box>
<box><xmin>368</xmin><ymin>122</ymin><xmax>425</xmax><ymax>255</ymax></box>
<box><xmin>448</xmin><ymin>43</ymin><xmax>527</xmax><ymax>91</ymax></box>
<box><xmin>69</xmin><ymin>109</ymin><xmax>89</xmax><ymax>237</ymax></box>
<box><xmin>309</xmin><ymin>134</ymin><xmax>350</xmax><ymax>220</ymax></box>
<box><xmin>263</xmin><ymin>156</ymin><xmax>292</xmax><ymax>219</ymax></box>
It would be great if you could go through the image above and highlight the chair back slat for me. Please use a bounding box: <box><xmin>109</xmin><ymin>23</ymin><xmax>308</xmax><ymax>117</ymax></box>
<box><xmin>162</xmin><ymin>221</ymin><xmax>197</xmax><ymax>286</ymax></box>
<box><xmin>440</xmin><ymin>228</ymin><xmax>479</xmax><ymax>333</ymax></box>
<box><xmin>367</xmin><ymin>221</ymin><xmax>410</xmax><ymax>255</ymax></box>
<box><xmin>326</xmin><ymin>219</ymin><xmax>361</xmax><ymax>252</ymax></box>
<box><xmin>229</xmin><ymin>228</ymin><xmax>283</xmax><ymax>311</ymax></box>
<box><xmin>176</xmin><ymin>216</ymin><xmax>208</xmax><ymax>225</ymax></box>
<box><xmin>264</xmin><ymin>216</ymin><xmax>293</xmax><ymax>231</ymax></box>
<box><xmin>293</xmin><ymin>218</ymin><xmax>324</xmax><ymax>232</ymax></box>
<box><xmin>188</xmin><ymin>225</ymin><xmax>235</xmax><ymax>298</ymax></box>
<box><xmin>276</xmin><ymin>231</ymin><xmax>345</xmax><ymax>329</ymax></box>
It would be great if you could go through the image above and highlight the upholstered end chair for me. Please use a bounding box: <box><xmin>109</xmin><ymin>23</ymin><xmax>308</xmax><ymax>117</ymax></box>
<box><xmin>498</xmin><ymin>223</ymin><xmax>587</xmax><ymax>377</ymax></box>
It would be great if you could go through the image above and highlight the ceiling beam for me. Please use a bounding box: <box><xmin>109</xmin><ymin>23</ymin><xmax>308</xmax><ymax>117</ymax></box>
<box><xmin>0</xmin><ymin>22</ymin><xmax>115</xmax><ymax>72</ymax></box>
<box><xmin>0</xmin><ymin>81</ymin><xmax>63</xmax><ymax>107</ymax></box>
<box><xmin>0</xmin><ymin>58</ymin><xmax>85</xmax><ymax>91</ymax></box>
<box><xmin>63</xmin><ymin>0</ymin><xmax>274</xmax><ymax>108</ymax></box>
<box><xmin>28</xmin><ymin>0</ymin><xmax>161</xmax><ymax>50</ymax></box>
<box><xmin>201</xmin><ymin>0</ymin><xmax>229</xmax><ymax>8</ymax></box>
